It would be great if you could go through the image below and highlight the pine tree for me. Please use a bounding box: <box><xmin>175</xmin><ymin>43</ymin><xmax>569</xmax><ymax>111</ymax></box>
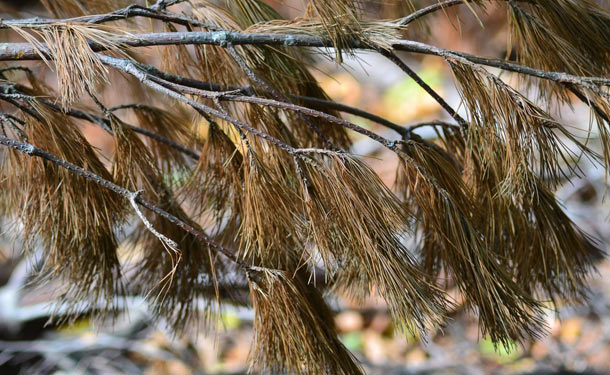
<box><xmin>0</xmin><ymin>1</ymin><xmax>608</xmax><ymax>373</ymax></box>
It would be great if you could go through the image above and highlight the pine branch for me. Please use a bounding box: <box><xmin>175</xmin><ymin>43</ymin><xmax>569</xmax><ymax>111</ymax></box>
<box><xmin>115</xmin><ymin>64</ymin><xmax>414</xmax><ymax>137</ymax></box>
<box><xmin>0</xmin><ymin>134</ymin><xmax>244</xmax><ymax>270</ymax></box>
<box><xmin>1</xmin><ymin>31</ymin><xmax>608</xmax><ymax>87</ymax></box>
<box><xmin>96</xmin><ymin>53</ymin><xmax>386</xmax><ymax>155</ymax></box>
<box><xmin>148</xmin><ymin>72</ymin><xmax>400</xmax><ymax>150</ymax></box>
<box><xmin>0</xmin><ymin>85</ymin><xmax>201</xmax><ymax>160</ymax></box>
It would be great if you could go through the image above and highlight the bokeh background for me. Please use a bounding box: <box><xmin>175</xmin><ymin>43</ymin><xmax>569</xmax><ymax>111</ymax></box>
<box><xmin>1</xmin><ymin>1</ymin><xmax>610</xmax><ymax>374</ymax></box>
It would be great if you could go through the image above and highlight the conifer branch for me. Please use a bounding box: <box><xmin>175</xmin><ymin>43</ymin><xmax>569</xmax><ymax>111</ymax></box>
<box><xmin>0</xmin><ymin>85</ymin><xmax>201</xmax><ymax>160</ymax></box>
<box><xmin>398</xmin><ymin>0</ymin><xmax>534</xmax><ymax>26</ymax></box>
<box><xmin>148</xmin><ymin>72</ymin><xmax>400</xmax><ymax>150</ymax></box>
<box><xmin>1</xmin><ymin>0</ymin><xmax>608</xmax><ymax>368</ymax></box>
<box><xmin>106</xmin><ymin>63</ymin><xmax>414</xmax><ymax>136</ymax></box>
<box><xmin>0</xmin><ymin>134</ymin><xmax>245</xmax><ymax>269</ymax></box>
<box><xmin>97</xmin><ymin>53</ymin><xmax>401</xmax><ymax>154</ymax></box>
<box><xmin>1</xmin><ymin>31</ymin><xmax>608</xmax><ymax>87</ymax></box>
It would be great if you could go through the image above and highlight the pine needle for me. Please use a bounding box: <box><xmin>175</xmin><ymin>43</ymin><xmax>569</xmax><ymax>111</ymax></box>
<box><xmin>305</xmin><ymin>0</ymin><xmax>364</xmax><ymax>62</ymax></box>
<box><xmin>127</xmin><ymin>104</ymin><xmax>195</xmax><ymax>175</ymax></box>
<box><xmin>0</xmin><ymin>105</ymin><xmax>125</xmax><ymax>321</ymax></box>
<box><xmin>248</xmin><ymin>269</ymin><xmax>363</xmax><ymax>375</ymax></box>
<box><xmin>448</xmin><ymin>58</ymin><xmax>585</xmax><ymax>197</ymax></box>
<box><xmin>182</xmin><ymin>122</ymin><xmax>244</xmax><ymax>242</ymax></box>
<box><xmin>507</xmin><ymin>2</ymin><xmax>610</xmax><ymax>103</ymax></box>
<box><xmin>39</xmin><ymin>0</ymin><xmax>131</xmax><ymax>17</ymax></box>
<box><xmin>396</xmin><ymin>141</ymin><xmax>547</xmax><ymax>349</ymax></box>
<box><xmin>301</xmin><ymin>154</ymin><xmax>448</xmax><ymax>335</ymax></box>
<box><xmin>9</xmin><ymin>23</ymin><xmax>127</xmax><ymax>109</ymax></box>
<box><xmin>239</xmin><ymin>152</ymin><xmax>304</xmax><ymax>269</ymax></box>
<box><xmin>110</xmin><ymin>115</ymin><xmax>161</xmax><ymax>195</ymax></box>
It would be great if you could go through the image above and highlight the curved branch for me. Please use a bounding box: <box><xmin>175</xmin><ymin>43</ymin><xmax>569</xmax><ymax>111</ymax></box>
<box><xmin>406</xmin><ymin>120</ymin><xmax>459</xmax><ymax>132</ymax></box>
<box><xmin>113</xmin><ymin>65</ymin><xmax>415</xmax><ymax>137</ymax></box>
<box><xmin>0</xmin><ymin>1</ymin><xmax>199</xmax><ymax>29</ymax></box>
<box><xmin>292</xmin><ymin>95</ymin><xmax>410</xmax><ymax>136</ymax></box>
<box><xmin>400</xmin><ymin>0</ymin><xmax>477</xmax><ymax>25</ymax></box>
<box><xmin>398</xmin><ymin>0</ymin><xmax>534</xmax><ymax>26</ymax></box>
<box><xmin>146</xmin><ymin>67</ymin><xmax>400</xmax><ymax>150</ymax></box>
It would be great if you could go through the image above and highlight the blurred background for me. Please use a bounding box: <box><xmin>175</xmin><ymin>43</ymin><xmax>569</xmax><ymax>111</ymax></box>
<box><xmin>1</xmin><ymin>1</ymin><xmax>610</xmax><ymax>374</ymax></box>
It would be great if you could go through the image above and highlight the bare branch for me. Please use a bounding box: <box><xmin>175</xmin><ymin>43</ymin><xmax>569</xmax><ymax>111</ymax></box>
<box><xmin>151</xmin><ymin>76</ymin><xmax>399</xmax><ymax>149</ymax></box>
<box><xmin>398</xmin><ymin>0</ymin><xmax>534</xmax><ymax>26</ymax></box>
<box><xmin>380</xmin><ymin>49</ymin><xmax>469</xmax><ymax>128</ymax></box>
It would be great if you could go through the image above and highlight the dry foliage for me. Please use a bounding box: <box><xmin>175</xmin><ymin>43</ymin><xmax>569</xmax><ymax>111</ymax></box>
<box><xmin>248</xmin><ymin>269</ymin><xmax>363</xmax><ymax>374</ymax></box>
<box><xmin>0</xmin><ymin>0</ymin><xmax>609</xmax><ymax>373</ymax></box>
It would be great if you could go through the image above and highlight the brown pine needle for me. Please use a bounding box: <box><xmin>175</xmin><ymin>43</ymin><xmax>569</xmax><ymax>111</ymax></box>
<box><xmin>248</xmin><ymin>269</ymin><xmax>363</xmax><ymax>375</ymax></box>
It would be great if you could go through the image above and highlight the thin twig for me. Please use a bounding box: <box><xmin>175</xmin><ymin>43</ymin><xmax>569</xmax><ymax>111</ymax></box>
<box><xmin>398</xmin><ymin>0</ymin><xmax>533</xmax><ymax>25</ymax></box>
<box><xmin>128</xmin><ymin>190</ymin><xmax>179</xmax><ymax>251</ymax></box>
<box><xmin>291</xmin><ymin>94</ymin><xmax>411</xmax><ymax>136</ymax></box>
<box><xmin>112</xmin><ymin>64</ymin><xmax>416</xmax><ymax>137</ymax></box>
<box><xmin>380</xmin><ymin>49</ymin><xmax>469</xmax><ymax>128</ymax></box>
<box><xmin>406</xmin><ymin>120</ymin><xmax>460</xmax><ymax>132</ymax></box>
